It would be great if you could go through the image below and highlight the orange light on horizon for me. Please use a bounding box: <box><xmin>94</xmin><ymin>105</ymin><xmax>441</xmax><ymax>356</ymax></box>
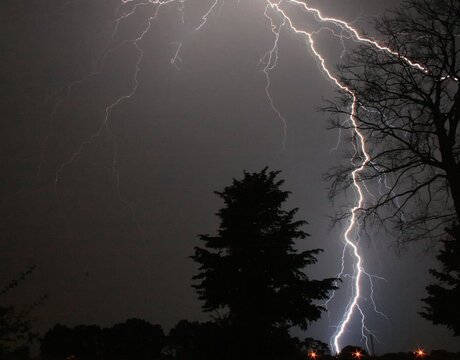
<box><xmin>414</xmin><ymin>348</ymin><xmax>427</xmax><ymax>358</ymax></box>
<box><xmin>308</xmin><ymin>351</ymin><xmax>319</xmax><ymax>359</ymax></box>
<box><xmin>352</xmin><ymin>351</ymin><xmax>363</xmax><ymax>359</ymax></box>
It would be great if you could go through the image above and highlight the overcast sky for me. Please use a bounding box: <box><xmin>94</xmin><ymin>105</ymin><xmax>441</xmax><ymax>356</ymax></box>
<box><xmin>1</xmin><ymin>0</ymin><xmax>458</xmax><ymax>354</ymax></box>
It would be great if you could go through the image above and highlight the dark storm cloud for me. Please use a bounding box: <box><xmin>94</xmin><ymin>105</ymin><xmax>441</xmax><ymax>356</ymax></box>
<box><xmin>0</xmin><ymin>0</ymin><xmax>457</xmax><ymax>353</ymax></box>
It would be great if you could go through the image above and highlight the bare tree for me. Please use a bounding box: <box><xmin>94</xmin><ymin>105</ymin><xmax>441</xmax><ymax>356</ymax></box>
<box><xmin>325</xmin><ymin>0</ymin><xmax>460</xmax><ymax>243</ymax></box>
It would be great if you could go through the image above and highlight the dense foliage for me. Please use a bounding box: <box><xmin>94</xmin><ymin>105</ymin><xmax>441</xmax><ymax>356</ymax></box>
<box><xmin>192</xmin><ymin>168</ymin><xmax>338</xmax><ymax>359</ymax></box>
<box><xmin>421</xmin><ymin>225</ymin><xmax>460</xmax><ymax>336</ymax></box>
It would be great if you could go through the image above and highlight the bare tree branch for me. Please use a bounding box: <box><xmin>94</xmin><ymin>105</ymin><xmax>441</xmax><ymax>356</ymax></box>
<box><xmin>324</xmin><ymin>0</ymin><xmax>460</xmax><ymax>244</ymax></box>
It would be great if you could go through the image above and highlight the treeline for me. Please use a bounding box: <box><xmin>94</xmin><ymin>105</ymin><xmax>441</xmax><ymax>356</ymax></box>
<box><xmin>1</xmin><ymin>318</ymin><xmax>325</xmax><ymax>360</ymax></box>
<box><xmin>5</xmin><ymin>318</ymin><xmax>460</xmax><ymax>360</ymax></box>
<box><xmin>37</xmin><ymin>318</ymin><xmax>324</xmax><ymax>360</ymax></box>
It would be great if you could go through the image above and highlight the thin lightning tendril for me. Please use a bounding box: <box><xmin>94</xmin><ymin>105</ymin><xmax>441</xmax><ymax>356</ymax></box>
<box><xmin>262</xmin><ymin>5</ymin><xmax>288</xmax><ymax>150</ymax></box>
<box><xmin>44</xmin><ymin>0</ymin><xmax>433</xmax><ymax>353</ymax></box>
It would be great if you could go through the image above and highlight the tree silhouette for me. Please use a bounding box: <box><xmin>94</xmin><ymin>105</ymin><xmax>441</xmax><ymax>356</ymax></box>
<box><xmin>41</xmin><ymin>319</ymin><xmax>165</xmax><ymax>360</ymax></box>
<box><xmin>41</xmin><ymin>324</ymin><xmax>103</xmax><ymax>360</ymax></box>
<box><xmin>104</xmin><ymin>318</ymin><xmax>165</xmax><ymax>360</ymax></box>
<box><xmin>192</xmin><ymin>168</ymin><xmax>337</xmax><ymax>359</ymax></box>
<box><xmin>166</xmin><ymin>320</ymin><xmax>228</xmax><ymax>360</ymax></box>
<box><xmin>338</xmin><ymin>345</ymin><xmax>368</xmax><ymax>360</ymax></box>
<box><xmin>303</xmin><ymin>337</ymin><xmax>331</xmax><ymax>357</ymax></box>
<box><xmin>420</xmin><ymin>224</ymin><xmax>460</xmax><ymax>335</ymax></box>
<box><xmin>0</xmin><ymin>266</ymin><xmax>38</xmax><ymax>359</ymax></box>
<box><xmin>40</xmin><ymin>324</ymin><xmax>73</xmax><ymax>360</ymax></box>
<box><xmin>324</xmin><ymin>0</ymin><xmax>460</xmax><ymax>244</ymax></box>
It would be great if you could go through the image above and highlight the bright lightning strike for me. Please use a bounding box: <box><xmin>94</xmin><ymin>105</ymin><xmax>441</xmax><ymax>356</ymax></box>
<box><xmin>44</xmin><ymin>0</ymin><xmax>430</xmax><ymax>354</ymax></box>
<box><xmin>260</xmin><ymin>1</ymin><xmax>389</xmax><ymax>354</ymax></box>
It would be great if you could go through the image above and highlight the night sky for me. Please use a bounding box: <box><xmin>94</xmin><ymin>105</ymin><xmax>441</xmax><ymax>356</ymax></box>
<box><xmin>1</xmin><ymin>0</ymin><xmax>458</xmax><ymax>354</ymax></box>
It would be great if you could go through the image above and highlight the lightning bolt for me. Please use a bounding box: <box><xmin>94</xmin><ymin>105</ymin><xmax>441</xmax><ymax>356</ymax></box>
<box><xmin>43</xmin><ymin>0</ymin><xmax>431</xmax><ymax>353</ymax></box>
<box><xmin>260</xmin><ymin>1</ymin><xmax>389</xmax><ymax>353</ymax></box>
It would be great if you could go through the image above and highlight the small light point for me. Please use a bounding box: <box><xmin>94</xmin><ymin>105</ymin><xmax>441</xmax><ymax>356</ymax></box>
<box><xmin>414</xmin><ymin>348</ymin><xmax>427</xmax><ymax>358</ymax></box>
